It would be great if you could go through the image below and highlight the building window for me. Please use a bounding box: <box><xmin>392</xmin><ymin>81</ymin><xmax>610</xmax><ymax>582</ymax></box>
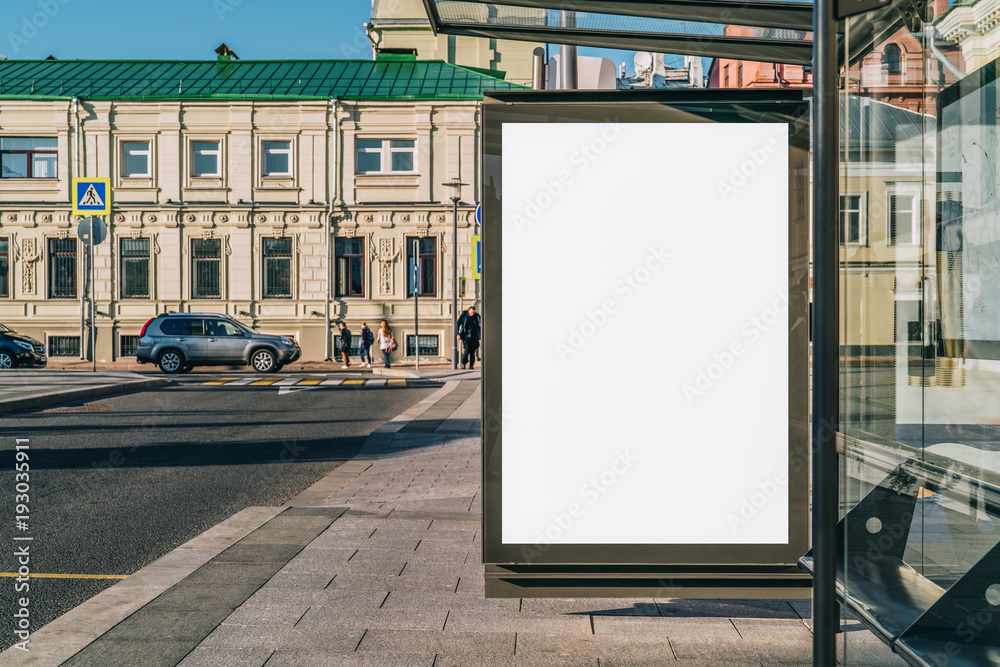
<box><xmin>1</xmin><ymin>137</ymin><xmax>57</xmax><ymax>178</ymax></box>
<box><xmin>192</xmin><ymin>141</ymin><xmax>221</xmax><ymax>177</ymax></box>
<box><xmin>335</xmin><ymin>237</ymin><xmax>365</xmax><ymax>297</ymax></box>
<box><xmin>840</xmin><ymin>194</ymin><xmax>867</xmax><ymax>245</ymax></box>
<box><xmin>356</xmin><ymin>139</ymin><xmax>416</xmax><ymax>174</ymax></box>
<box><xmin>882</xmin><ymin>44</ymin><xmax>901</xmax><ymax>74</ymax></box>
<box><xmin>262</xmin><ymin>237</ymin><xmax>293</xmax><ymax>299</ymax></box>
<box><xmin>191</xmin><ymin>238</ymin><xmax>222</xmax><ymax>298</ymax></box>
<box><xmin>0</xmin><ymin>237</ymin><xmax>8</xmax><ymax>298</ymax></box>
<box><xmin>122</xmin><ymin>141</ymin><xmax>150</xmax><ymax>177</ymax></box>
<box><xmin>120</xmin><ymin>237</ymin><xmax>150</xmax><ymax>299</ymax></box>
<box><xmin>48</xmin><ymin>238</ymin><xmax>77</xmax><ymax>299</ymax></box>
<box><xmin>119</xmin><ymin>335</ymin><xmax>140</xmax><ymax>357</ymax></box>
<box><xmin>263</xmin><ymin>141</ymin><xmax>291</xmax><ymax>176</ymax></box>
<box><xmin>335</xmin><ymin>337</ymin><xmax>362</xmax><ymax>362</ymax></box>
<box><xmin>887</xmin><ymin>189</ymin><xmax>920</xmax><ymax>245</ymax></box>
<box><xmin>406</xmin><ymin>334</ymin><xmax>439</xmax><ymax>356</ymax></box>
<box><xmin>406</xmin><ymin>236</ymin><xmax>436</xmax><ymax>297</ymax></box>
<box><xmin>48</xmin><ymin>335</ymin><xmax>80</xmax><ymax>357</ymax></box>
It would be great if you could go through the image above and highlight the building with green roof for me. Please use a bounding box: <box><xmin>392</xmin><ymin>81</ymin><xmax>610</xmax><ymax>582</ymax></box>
<box><xmin>0</xmin><ymin>53</ymin><xmax>524</xmax><ymax>365</ymax></box>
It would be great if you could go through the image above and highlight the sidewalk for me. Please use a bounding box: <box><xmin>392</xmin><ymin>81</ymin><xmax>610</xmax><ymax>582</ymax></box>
<box><xmin>5</xmin><ymin>380</ymin><xmax>905</xmax><ymax>666</ymax></box>
<box><xmin>0</xmin><ymin>369</ymin><xmax>168</xmax><ymax>412</ymax></box>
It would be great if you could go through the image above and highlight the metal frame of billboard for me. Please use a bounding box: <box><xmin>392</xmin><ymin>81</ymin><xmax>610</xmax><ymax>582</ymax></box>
<box><xmin>480</xmin><ymin>89</ymin><xmax>812</xmax><ymax>598</ymax></box>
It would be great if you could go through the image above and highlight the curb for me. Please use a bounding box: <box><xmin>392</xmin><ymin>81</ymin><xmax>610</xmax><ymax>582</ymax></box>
<box><xmin>0</xmin><ymin>377</ymin><xmax>170</xmax><ymax>412</ymax></box>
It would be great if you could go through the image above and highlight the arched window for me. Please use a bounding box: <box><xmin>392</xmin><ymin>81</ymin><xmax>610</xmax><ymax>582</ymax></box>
<box><xmin>882</xmin><ymin>44</ymin><xmax>901</xmax><ymax>74</ymax></box>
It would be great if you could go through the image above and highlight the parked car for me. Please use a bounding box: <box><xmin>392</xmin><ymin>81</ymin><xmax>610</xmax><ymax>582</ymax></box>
<box><xmin>0</xmin><ymin>322</ymin><xmax>47</xmax><ymax>369</ymax></box>
<box><xmin>136</xmin><ymin>313</ymin><xmax>300</xmax><ymax>374</ymax></box>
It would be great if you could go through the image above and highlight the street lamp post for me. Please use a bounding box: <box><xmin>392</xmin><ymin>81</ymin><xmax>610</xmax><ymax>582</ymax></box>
<box><xmin>443</xmin><ymin>180</ymin><xmax>466</xmax><ymax>370</ymax></box>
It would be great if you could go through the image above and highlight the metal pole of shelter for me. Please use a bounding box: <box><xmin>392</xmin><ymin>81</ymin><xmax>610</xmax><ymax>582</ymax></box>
<box><xmin>813</xmin><ymin>0</ymin><xmax>840</xmax><ymax>661</ymax></box>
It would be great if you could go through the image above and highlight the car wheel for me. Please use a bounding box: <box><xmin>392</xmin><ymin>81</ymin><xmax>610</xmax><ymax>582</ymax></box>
<box><xmin>0</xmin><ymin>350</ymin><xmax>16</xmax><ymax>370</ymax></box>
<box><xmin>157</xmin><ymin>350</ymin><xmax>185</xmax><ymax>374</ymax></box>
<box><xmin>179</xmin><ymin>364</ymin><xmax>194</xmax><ymax>374</ymax></box>
<box><xmin>250</xmin><ymin>348</ymin><xmax>277</xmax><ymax>373</ymax></box>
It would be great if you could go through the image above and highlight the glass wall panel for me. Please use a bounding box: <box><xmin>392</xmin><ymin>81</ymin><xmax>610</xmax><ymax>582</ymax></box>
<box><xmin>842</xmin><ymin>2</ymin><xmax>1000</xmax><ymax>663</ymax></box>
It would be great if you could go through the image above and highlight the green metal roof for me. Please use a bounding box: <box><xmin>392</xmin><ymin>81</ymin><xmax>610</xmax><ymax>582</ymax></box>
<box><xmin>0</xmin><ymin>57</ymin><xmax>525</xmax><ymax>101</ymax></box>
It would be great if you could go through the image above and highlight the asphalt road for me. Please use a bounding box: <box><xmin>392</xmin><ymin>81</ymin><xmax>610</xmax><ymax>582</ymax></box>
<box><xmin>0</xmin><ymin>371</ymin><xmax>441</xmax><ymax>651</ymax></box>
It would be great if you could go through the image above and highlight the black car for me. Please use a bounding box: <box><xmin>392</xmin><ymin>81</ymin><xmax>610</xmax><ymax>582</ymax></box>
<box><xmin>0</xmin><ymin>323</ymin><xmax>47</xmax><ymax>369</ymax></box>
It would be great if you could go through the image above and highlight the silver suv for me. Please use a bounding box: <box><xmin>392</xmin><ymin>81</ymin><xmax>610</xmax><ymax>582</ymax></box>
<box><xmin>136</xmin><ymin>313</ymin><xmax>301</xmax><ymax>374</ymax></box>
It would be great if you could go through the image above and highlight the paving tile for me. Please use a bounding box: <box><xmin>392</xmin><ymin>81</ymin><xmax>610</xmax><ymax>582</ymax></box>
<box><xmin>98</xmin><ymin>608</ymin><xmax>232</xmax><ymax>641</ymax></box>
<box><xmin>144</xmin><ymin>582</ymin><xmax>264</xmax><ymax>611</ymax></box>
<box><xmin>296</xmin><ymin>605</ymin><xmax>448</xmax><ymax>631</ymax></box>
<box><xmin>378</xmin><ymin>590</ymin><xmax>519</xmax><ymax>612</ymax></box>
<box><xmin>357</xmin><ymin>629</ymin><xmax>515</xmax><ymax>656</ymax></box>
<box><xmin>444</xmin><ymin>610</ymin><xmax>592</xmax><ymax>634</ymax></box>
<box><xmin>435</xmin><ymin>657</ymin><xmax>600</xmax><ymax>667</ymax></box>
<box><xmin>264</xmin><ymin>651</ymin><xmax>437</xmax><ymax>667</ymax></box>
<box><xmin>258</xmin><ymin>573</ymin><xmax>334</xmax><ymax>590</ymax></box>
<box><xmin>177</xmin><ymin>648</ymin><xmax>275</xmax><ymax>667</ymax></box>
<box><xmin>519</xmin><ymin>598</ymin><xmax>660</xmax><ymax>617</ymax></box>
<box><xmin>62</xmin><ymin>639</ymin><xmax>202</xmax><ymax>667</ymax></box>
<box><xmin>199</xmin><ymin>625</ymin><xmax>366</xmax><ymax>651</ymax></box>
<box><xmin>242</xmin><ymin>588</ymin><xmax>388</xmax><ymax>608</ymax></box>
<box><xmin>515</xmin><ymin>633</ymin><xmax>676</xmax><ymax>662</ymax></box>
<box><xmin>327</xmin><ymin>573</ymin><xmax>460</xmax><ymax>593</ymax></box>
<box><xmin>222</xmin><ymin>605</ymin><xmax>310</xmax><ymax>627</ymax></box>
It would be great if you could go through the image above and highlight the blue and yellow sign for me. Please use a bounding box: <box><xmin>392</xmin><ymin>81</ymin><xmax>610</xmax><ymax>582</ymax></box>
<box><xmin>71</xmin><ymin>178</ymin><xmax>111</xmax><ymax>216</ymax></box>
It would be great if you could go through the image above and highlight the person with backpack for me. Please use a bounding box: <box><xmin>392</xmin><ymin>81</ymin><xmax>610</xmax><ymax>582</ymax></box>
<box><xmin>457</xmin><ymin>306</ymin><xmax>482</xmax><ymax>370</ymax></box>
<box><xmin>338</xmin><ymin>321</ymin><xmax>353</xmax><ymax>369</ymax></box>
<box><xmin>359</xmin><ymin>322</ymin><xmax>374</xmax><ymax>368</ymax></box>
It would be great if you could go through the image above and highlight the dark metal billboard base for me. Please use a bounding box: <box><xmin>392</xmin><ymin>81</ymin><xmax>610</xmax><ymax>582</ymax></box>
<box><xmin>485</xmin><ymin>564</ymin><xmax>812</xmax><ymax>598</ymax></box>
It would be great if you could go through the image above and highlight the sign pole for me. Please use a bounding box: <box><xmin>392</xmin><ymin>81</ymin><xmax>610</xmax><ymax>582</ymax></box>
<box><xmin>90</xmin><ymin>217</ymin><xmax>96</xmax><ymax>372</ymax></box>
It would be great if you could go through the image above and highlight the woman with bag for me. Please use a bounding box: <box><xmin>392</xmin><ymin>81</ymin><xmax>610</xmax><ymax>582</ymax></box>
<box><xmin>377</xmin><ymin>320</ymin><xmax>395</xmax><ymax>369</ymax></box>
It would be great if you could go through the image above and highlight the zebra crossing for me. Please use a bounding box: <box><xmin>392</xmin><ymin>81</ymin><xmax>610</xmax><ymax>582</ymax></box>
<box><xmin>199</xmin><ymin>376</ymin><xmax>421</xmax><ymax>389</ymax></box>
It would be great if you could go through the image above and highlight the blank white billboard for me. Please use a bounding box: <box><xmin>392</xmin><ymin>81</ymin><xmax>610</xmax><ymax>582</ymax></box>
<box><xmin>501</xmin><ymin>122</ymin><xmax>790</xmax><ymax>545</ymax></box>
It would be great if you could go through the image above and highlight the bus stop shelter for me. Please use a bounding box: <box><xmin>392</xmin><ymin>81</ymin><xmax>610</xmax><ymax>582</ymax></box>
<box><xmin>419</xmin><ymin>1</ymin><xmax>845</xmax><ymax>665</ymax></box>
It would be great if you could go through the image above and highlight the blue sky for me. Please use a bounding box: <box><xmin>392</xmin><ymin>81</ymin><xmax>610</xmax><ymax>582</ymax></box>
<box><xmin>0</xmin><ymin>0</ymin><xmax>665</xmax><ymax>76</ymax></box>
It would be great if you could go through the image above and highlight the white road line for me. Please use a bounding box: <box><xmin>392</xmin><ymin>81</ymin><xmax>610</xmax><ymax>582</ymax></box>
<box><xmin>320</xmin><ymin>378</ymin><xmax>344</xmax><ymax>386</ymax></box>
<box><xmin>226</xmin><ymin>378</ymin><xmax>255</xmax><ymax>386</ymax></box>
<box><xmin>274</xmin><ymin>378</ymin><xmax>301</xmax><ymax>386</ymax></box>
<box><xmin>367</xmin><ymin>379</ymin><xmax>387</xmax><ymax>387</ymax></box>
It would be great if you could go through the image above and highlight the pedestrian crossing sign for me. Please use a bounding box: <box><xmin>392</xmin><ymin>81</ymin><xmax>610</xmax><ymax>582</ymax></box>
<box><xmin>72</xmin><ymin>178</ymin><xmax>111</xmax><ymax>216</ymax></box>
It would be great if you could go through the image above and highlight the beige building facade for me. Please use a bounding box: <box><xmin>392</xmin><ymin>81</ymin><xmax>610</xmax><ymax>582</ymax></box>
<box><xmin>0</xmin><ymin>56</ymin><xmax>523</xmax><ymax>364</ymax></box>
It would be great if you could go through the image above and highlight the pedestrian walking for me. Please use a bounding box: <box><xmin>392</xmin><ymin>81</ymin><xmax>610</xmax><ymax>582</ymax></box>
<box><xmin>338</xmin><ymin>322</ymin><xmax>353</xmax><ymax>369</ymax></box>
<box><xmin>377</xmin><ymin>320</ymin><xmax>395</xmax><ymax>368</ymax></box>
<box><xmin>359</xmin><ymin>322</ymin><xmax>374</xmax><ymax>368</ymax></box>
<box><xmin>457</xmin><ymin>306</ymin><xmax>482</xmax><ymax>370</ymax></box>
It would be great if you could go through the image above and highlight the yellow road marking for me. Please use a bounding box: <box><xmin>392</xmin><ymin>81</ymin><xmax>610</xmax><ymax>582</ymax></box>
<box><xmin>0</xmin><ymin>572</ymin><xmax>128</xmax><ymax>580</ymax></box>
<box><xmin>297</xmin><ymin>378</ymin><xmax>323</xmax><ymax>385</ymax></box>
<box><xmin>203</xmin><ymin>378</ymin><xmax>239</xmax><ymax>385</ymax></box>
<box><xmin>250</xmin><ymin>378</ymin><xmax>280</xmax><ymax>386</ymax></box>
<box><xmin>342</xmin><ymin>379</ymin><xmax>363</xmax><ymax>386</ymax></box>
<box><xmin>387</xmin><ymin>379</ymin><xmax>407</xmax><ymax>386</ymax></box>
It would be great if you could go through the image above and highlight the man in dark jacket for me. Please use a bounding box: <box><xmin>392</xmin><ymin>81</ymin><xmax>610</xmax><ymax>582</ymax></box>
<box><xmin>338</xmin><ymin>322</ymin><xmax>353</xmax><ymax>369</ymax></box>
<box><xmin>457</xmin><ymin>306</ymin><xmax>482</xmax><ymax>370</ymax></box>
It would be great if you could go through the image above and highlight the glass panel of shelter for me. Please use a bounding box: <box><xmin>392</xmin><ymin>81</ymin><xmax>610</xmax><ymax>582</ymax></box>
<box><xmin>842</xmin><ymin>3</ymin><xmax>1000</xmax><ymax>663</ymax></box>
